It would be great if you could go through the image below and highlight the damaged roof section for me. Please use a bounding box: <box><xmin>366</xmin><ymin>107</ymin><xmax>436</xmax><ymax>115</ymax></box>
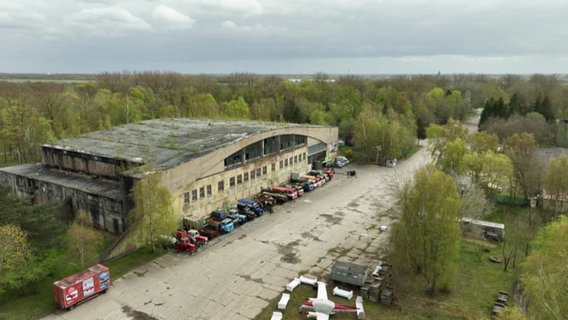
<box><xmin>42</xmin><ymin>119</ymin><xmax>301</xmax><ymax>170</ymax></box>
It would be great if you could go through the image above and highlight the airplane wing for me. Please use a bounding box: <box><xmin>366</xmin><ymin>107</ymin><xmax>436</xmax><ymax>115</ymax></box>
<box><xmin>316</xmin><ymin>281</ymin><xmax>328</xmax><ymax>300</ymax></box>
<box><xmin>315</xmin><ymin>312</ymin><xmax>329</xmax><ymax>320</ymax></box>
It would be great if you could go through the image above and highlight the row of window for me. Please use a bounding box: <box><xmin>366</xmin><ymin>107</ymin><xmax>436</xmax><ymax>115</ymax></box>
<box><xmin>183</xmin><ymin>152</ymin><xmax>307</xmax><ymax>205</ymax></box>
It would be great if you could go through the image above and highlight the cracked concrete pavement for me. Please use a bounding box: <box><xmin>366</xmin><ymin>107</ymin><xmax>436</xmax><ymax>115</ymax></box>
<box><xmin>42</xmin><ymin>145</ymin><xmax>430</xmax><ymax>320</ymax></box>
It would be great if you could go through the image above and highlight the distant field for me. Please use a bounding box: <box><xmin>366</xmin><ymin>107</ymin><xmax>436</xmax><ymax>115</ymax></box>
<box><xmin>0</xmin><ymin>73</ymin><xmax>96</xmax><ymax>83</ymax></box>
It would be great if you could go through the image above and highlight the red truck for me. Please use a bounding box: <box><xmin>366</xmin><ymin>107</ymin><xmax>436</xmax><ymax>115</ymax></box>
<box><xmin>53</xmin><ymin>264</ymin><xmax>110</xmax><ymax>310</ymax></box>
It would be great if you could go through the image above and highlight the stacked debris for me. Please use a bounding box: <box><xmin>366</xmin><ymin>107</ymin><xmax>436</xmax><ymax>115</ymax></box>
<box><xmin>360</xmin><ymin>260</ymin><xmax>394</xmax><ymax>306</ymax></box>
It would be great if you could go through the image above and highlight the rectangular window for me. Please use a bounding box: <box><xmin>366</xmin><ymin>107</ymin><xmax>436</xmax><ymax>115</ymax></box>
<box><xmin>271</xmin><ymin>163</ymin><xmax>276</xmax><ymax>172</ymax></box>
<box><xmin>294</xmin><ymin>155</ymin><xmax>298</xmax><ymax>163</ymax></box>
<box><xmin>303</xmin><ymin>152</ymin><xmax>306</xmax><ymax>160</ymax></box>
<box><xmin>184</xmin><ymin>192</ymin><xmax>190</xmax><ymax>204</ymax></box>
<box><xmin>280</xmin><ymin>160</ymin><xmax>283</xmax><ymax>169</ymax></box>
<box><xmin>285</xmin><ymin>159</ymin><xmax>288</xmax><ymax>167</ymax></box>
<box><xmin>237</xmin><ymin>174</ymin><xmax>242</xmax><ymax>185</ymax></box>
<box><xmin>218</xmin><ymin>180</ymin><xmax>224</xmax><ymax>192</ymax></box>
<box><xmin>244</xmin><ymin>172</ymin><xmax>249</xmax><ymax>182</ymax></box>
<box><xmin>262</xmin><ymin>166</ymin><xmax>267</xmax><ymax>175</ymax></box>
<box><xmin>251</xmin><ymin>170</ymin><xmax>255</xmax><ymax>180</ymax></box>
<box><xmin>207</xmin><ymin>185</ymin><xmax>212</xmax><ymax>196</ymax></box>
<box><xmin>230</xmin><ymin>177</ymin><xmax>235</xmax><ymax>187</ymax></box>
<box><xmin>192</xmin><ymin>189</ymin><xmax>198</xmax><ymax>201</ymax></box>
<box><xmin>290</xmin><ymin>157</ymin><xmax>293</xmax><ymax>165</ymax></box>
<box><xmin>200</xmin><ymin>187</ymin><xmax>205</xmax><ymax>199</ymax></box>
<box><xmin>256</xmin><ymin>168</ymin><xmax>261</xmax><ymax>177</ymax></box>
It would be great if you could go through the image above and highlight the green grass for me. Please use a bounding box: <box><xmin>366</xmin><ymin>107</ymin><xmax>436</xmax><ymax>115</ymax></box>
<box><xmin>0</xmin><ymin>246</ymin><xmax>165</xmax><ymax>320</ymax></box>
<box><xmin>255</xmin><ymin>239</ymin><xmax>517</xmax><ymax>320</ymax></box>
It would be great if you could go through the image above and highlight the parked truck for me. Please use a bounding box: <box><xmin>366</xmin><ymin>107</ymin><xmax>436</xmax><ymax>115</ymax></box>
<box><xmin>228</xmin><ymin>209</ymin><xmax>248</xmax><ymax>225</ymax></box>
<box><xmin>53</xmin><ymin>264</ymin><xmax>110</xmax><ymax>310</ymax></box>
<box><xmin>237</xmin><ymin>198</ymin><xmax>264</xmax><ymax>216</ymax></box>
<box><xmin>206</xmin><ymin>217</ymin><xmax>235</xmax><ymax>233</ymax></box>
<box><xmin>211</xmin><ymin>209</ymin><xmax>227</xmax><ymax>220</ymax></box>
<box><xmin>269</xmin><ymin>186</ymin><xmax>298</xmax><ymax>200</ymax></box>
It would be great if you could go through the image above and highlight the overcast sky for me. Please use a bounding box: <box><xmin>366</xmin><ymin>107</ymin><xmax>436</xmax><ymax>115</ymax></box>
<box><xmin>1</xmin><ymin>0</ymin><xmax>567</xmax><ymax>75</ymax></box>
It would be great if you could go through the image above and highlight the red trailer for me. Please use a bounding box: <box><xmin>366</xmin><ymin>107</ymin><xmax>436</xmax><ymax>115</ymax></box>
<box><xmin>53</xmin><ymin>264</ymin><xmax>110</xmax><ymax>310</ymax></box>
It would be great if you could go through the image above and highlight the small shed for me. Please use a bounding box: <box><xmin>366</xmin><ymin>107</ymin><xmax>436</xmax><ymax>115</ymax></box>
<box><xmin>331</xmin><ymin>261</ymin><xmax>368</xmax><ymax>287</ymax></box>
<box><xmin>461</xmin><ymin>217</ymin><xmax>505</xmax><ymax>238</ymax></box>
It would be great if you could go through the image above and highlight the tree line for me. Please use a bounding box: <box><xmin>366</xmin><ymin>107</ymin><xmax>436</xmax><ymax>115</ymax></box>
<box><xmin>1</xmin><ymin>72</ymin><xmax>567</xmax><ymax>165</ymax></box>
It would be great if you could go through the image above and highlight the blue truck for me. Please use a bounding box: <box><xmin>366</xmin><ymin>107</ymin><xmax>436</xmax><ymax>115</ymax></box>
<box><xmin>228</xmin><ymin>209</ymin><xmax>247</xmax><ymax>225</ymax></box>
<box><xmin>237</xmin><ymin>198</ymin><xmax>264</xmax><ymax>216</ymax></box>
<box><xmin>206</xmin><ymin>217</ymin><xmax>234</xmax><ymax>233</ymax></box>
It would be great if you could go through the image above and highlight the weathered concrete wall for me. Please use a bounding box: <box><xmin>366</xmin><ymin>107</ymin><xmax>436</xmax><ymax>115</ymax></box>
<box><xmin>168</xmin><ymin>147</ymin><xmax>309</xmax><ymax>221</ymax></box>
<box><xmin>41</xmin><ymin>146</ymin><xmax>137</xmax><ymax>180</ymax></box>
<box><xmin>160</xmin><ymin>126</ymin><xmax>337</xmax><ymax>221</ymax></box>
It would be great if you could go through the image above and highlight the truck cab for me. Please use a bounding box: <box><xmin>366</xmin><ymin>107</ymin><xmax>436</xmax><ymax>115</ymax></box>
<box><xmin>211</xmin><ymin>209</ymin><xmax>227</xmax><ymax>220</ymax></box>
<box><xmin>228</xmin><ymin>209</ymin><xmax>247</xmax><ymax>224</ymax></box>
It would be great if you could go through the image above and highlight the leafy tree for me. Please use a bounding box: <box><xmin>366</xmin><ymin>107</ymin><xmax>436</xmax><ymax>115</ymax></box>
<box><xmin>352</xmin><ymin>106</ymin><xmax>382</xmax><ymax>162</ymax></box>
<box><xmin>503</xmin><ymin>133</ymin><xmax>542</xmax><ymax>201</ymax></box>
<box><xmin>0</xmin><ymin>100</ymin><xmax>55</xmax><ymax>163</ymax></box>
<box><xmin>0</xmin><ymin>224</ymin><xmax>30</xmax><ymax>274</ymax></box>
<box><xmin>389</xmin><ymin>165</ymin><xmax>462</xmax><ymax>294</ymax></box>
<box><xmin>222</xmin><ymin>96</ymin><xmax>250</xmax><ymax>120</ymax></box>
<box><xmin>483</xmin><ymin>114</ymin><xmax>555</xmax><ymax>146</ymax></box>
<box><xmin>67</xmin><ymin>211</ymin><xmax>103</xmax><ymax>268</ymax></box>
<box><xmin>0</xmin><ymin>187</ymin><xmax>65</xmax><ymax>251</ymax></box>
<box><xmin>426</xmin><ymin>118</ymin><xmax>469</xmax><ymax>169</ymax></box>
<box><xmin>0</xmin><ymin>224</ymin><xmax>32</xmax><ymax>294</ymax></box>
<box><xmin>129</xmin><ymin>172</ymin><xmax>178</xmax><ymax>253</ymax></box>
<box><xmin>309</xmin><ymin>109</ymin><xmax>328</xmax><ymax>125</ymax></box>
<box><xmin>543</xmin><ymin>154</ymin><xmax>568</xmax><ymax>214</ymax></box>
<box><xmin>521</xmin><ymin>216</ymin><xmax>568</xmax><ymax>319</ymax></box>
<box><xmin>438</xmin><ymin>138</ymin><xmax>468</xmax><ymax>176</ymax></box>
<box><xmin>468</xmin><ymin>131</ymin><xmax>499</xmax><ymax>154</ymax></box>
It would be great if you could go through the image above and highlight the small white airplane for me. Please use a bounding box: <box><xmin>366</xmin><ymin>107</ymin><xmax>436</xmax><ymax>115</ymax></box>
<box><xmin>299</xmin><ymin>281</ymin><xmax>365</xmax><ymax>320</ymax></box>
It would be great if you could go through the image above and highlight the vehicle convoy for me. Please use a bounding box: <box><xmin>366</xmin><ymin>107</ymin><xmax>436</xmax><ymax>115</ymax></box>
<box><xmin>53</xmin><ymin>264</ymin><xmax>110</xmax><ymax>310</ymax></box>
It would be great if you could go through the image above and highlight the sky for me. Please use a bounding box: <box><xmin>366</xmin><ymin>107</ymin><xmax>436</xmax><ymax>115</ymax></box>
<box><xmin>1</xmin><ymin>0</ymin><xmax>567</xmax><ymax>75</ymax></box>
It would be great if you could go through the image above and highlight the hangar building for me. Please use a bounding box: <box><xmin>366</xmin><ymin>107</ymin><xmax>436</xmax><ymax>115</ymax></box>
<box><xmin>0</xmin><ymin>119</ymin><xmax>339</xmax><ymax>234</ymax></box>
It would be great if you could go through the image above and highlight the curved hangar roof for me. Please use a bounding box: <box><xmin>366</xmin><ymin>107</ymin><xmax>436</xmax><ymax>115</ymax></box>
<box><xmin>44</xmin><ymin>119</ymin><xmax>334</xmax><ymax>170</ymax></box>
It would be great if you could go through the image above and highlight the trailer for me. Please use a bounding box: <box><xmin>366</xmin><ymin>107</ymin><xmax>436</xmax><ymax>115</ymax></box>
<box><xmin>331</xmin><ymin>261</ymin><xmax>368</xmax><ymax>287</ymax></box>
<box><xmin>53</xmin><ymin>264</ymin><xmax>110</xmax><ymax>310</ymax></box>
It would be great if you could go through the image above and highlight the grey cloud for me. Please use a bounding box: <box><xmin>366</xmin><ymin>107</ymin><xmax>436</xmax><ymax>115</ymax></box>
<box><xmin>0</xmin><ymin>0</ymin><xmax>567</xmax><ymax>73</ymax></box>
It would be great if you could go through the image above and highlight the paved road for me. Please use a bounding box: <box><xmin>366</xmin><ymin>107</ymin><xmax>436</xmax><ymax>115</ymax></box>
<box><xmin>44</xmin><ymin>144</ymin><xmax>431</xmax><ymax>320</ymax></box>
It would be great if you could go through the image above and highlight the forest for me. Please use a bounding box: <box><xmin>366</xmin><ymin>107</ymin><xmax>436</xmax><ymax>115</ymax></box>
<box><xmin>1</xmin><ymin>72</ymin><xmax>567</xmax><ymax>166</ymax></box>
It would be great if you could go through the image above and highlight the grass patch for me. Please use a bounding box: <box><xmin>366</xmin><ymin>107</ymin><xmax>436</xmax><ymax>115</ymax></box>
<box><xmin>254</xmin><ymin>239</ymin><xmax>517</xmax><ymax>320</ymax></box>
<box><xmin>0</xmin><ymin>246</ymin><xmax>165</xmax><ymax>320</ymax></box>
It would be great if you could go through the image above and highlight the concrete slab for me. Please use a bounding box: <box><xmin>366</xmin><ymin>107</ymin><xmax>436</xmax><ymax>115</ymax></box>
<box><xmin>41</xmin><ymin>145</ymin><xmax>433</xmax><ymax>320</ymax></box>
